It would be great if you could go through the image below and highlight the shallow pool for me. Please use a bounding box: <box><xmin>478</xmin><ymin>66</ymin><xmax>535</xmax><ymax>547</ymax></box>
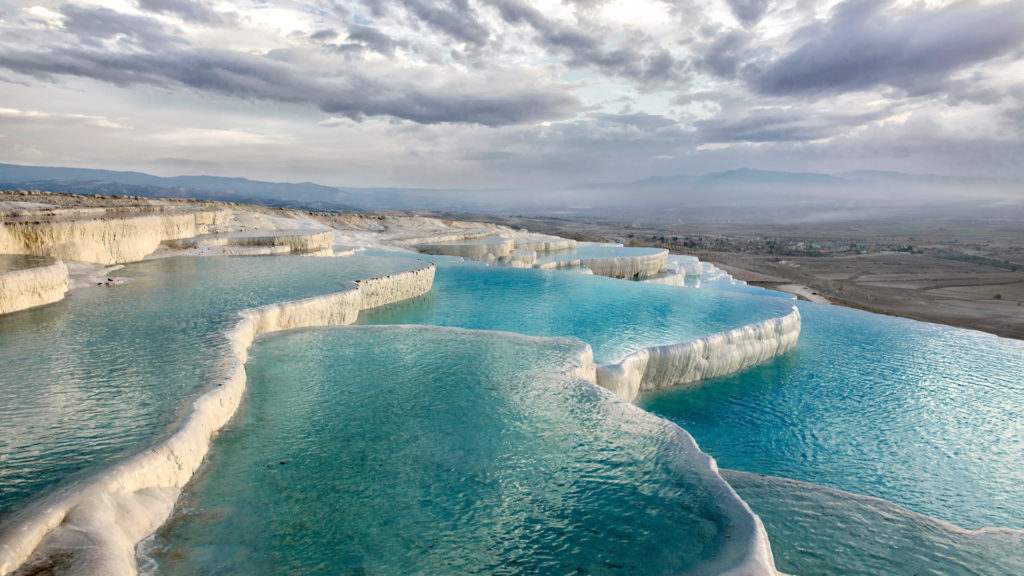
<box><xmin>149</xmin><ymin>326</ymin><xmax>757</xmax><ymax>576</ymax></box>
<box><xmin>359</xmin><ymin>262</ymin><xmax>795</xmax><ymax>364</ymax></box>
<box><xmin>641</xmin><ymin>301</ymin><xmax>1024</xmax><ymax>530</ymax></box>
<box><xmin>0</xmin><ymin>255</ymin><xmax>422</xmax><ymax>516</ymax></box>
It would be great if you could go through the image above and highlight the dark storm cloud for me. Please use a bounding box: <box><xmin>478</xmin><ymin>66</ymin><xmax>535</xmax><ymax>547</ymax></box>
<box><xmin>725</xmin><ymin>0</ymin><xmax>770</xmax><ymax>26</ymax></box>
<box><xmin>0</xmin><ymin>46</ymin><xmax>580</xmax><ymax>126</ymax></box>
<box><xmin>60</xmin><ymin>4</ymin><xmax>183</xmax><ymax>51</ymax></box>
<box><xmin>310</xmin><ymin>28</ymin><xmax>340</xmax><ymax>41</ymax></box>
<box><xmin>699</xmin><ymin>30</ymin><xmax>755</xmax><ymax>78</ymax></box>
<box><xmin>137</xmin><ymin>0</ymin><xmax>234</xmax><ymax>26</ymax></box>
<box><xmin>752</xmin><ymin>0</ymin><xmax>1024</xmax><ymax>96</ymax></box>
<box><xmin>345</xmin><ymin>23</ymin><xmax>407</xmax><ymax>55</ymax></box>
<box><xmin>485</xmin><ymin>0</ymin><xmax>687</xmax><ymax>85</ymax></box>
<box><xmin>396</xmin><ymin>0</ymin><xmax>491</xmax><ymax>46</ymax></box>
<box><xmin>359</xmin><ymin>0</ymin><xmax>389</xmax><ymax>18</ymax></box>
<box><xmin>694</xmin><ymin>107</ymin><xmax>894</xmax><ymax>143</ymax></box>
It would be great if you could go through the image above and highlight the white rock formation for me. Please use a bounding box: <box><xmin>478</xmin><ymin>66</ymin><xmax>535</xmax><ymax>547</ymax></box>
<box><xmin>0</xmin><ymin>262</ymin><xmax>435</xmax><ymax>576</ymax></box>
<box><xmin>415</xmin><ymin>236</ymin><xmax>515</xmax><ymax>260</ymax></box>
<box><xmin>0</xmin><ymin>259</ymin><xmax>69</xmax><ymax>314</ymax></box>
<box><xmin>222</xmin><ymin>245</ymin><xmax>291</xmax><ymax>256</ymax></box>
<box><xmin>355</xmin><ymin>266</ymin><xmax>437</xmax><ymax>310</ymax></box>
<box><xmin>536</xmin><ymin>250</ymin><xmax>668</xmax><ymax>279</ymax></box>
<box><xmin>512</xmin><ymin>234</ymin><xmax>576</xmax><ymax>253</ymax></box>
<box><xmin>644</xmin><ymin>269</ymin><xmax>687</xmax><ymax>286</ymax></box>
<box><xmin>0</xmin><ymin>212</ymin><xmax>207</xmax><ymax>265</ymax></box>
<box><xmin>504</xmin><ymin>249</ymin><xmax>538</xmax><ymax>268</ymax></box>
<box><xmin>596</xmin><ymin>307</ymin><xmax>802</xmax><ymax>402</ymax></box>
<box><xmin>225</xmin><ymin>230</ymin><xmax>335</xmax><ymax>253</ymax></box>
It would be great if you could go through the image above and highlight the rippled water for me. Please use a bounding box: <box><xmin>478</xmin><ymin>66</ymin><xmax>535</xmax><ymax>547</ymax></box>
<box><xmin>359</xmin><ymin>262</ymin><xmax>794</xmax><ymax>363</ymax></box>
<box><xmin>723</xmin><ymin>470</ymin><xmax>1024</xmax><ymax>576</ymax></box>
<box><xmin>6</xmin><ymin>246</ymin><xmax>1021</xmax><ymax>575</ymax></box>
<box><xmin>641</xmin><ymin>301</ymin><xmax>1024</xmax><ymax>530</ymax></box>
<box><xmin>0</xmin><ymin>255</ymin><xmax>421</xmax><ymax>516</ymax></box>
<box><xmin>149</xmin><ymin>326</ymin><xmax>748</xmax><ymax>576</ymax></box>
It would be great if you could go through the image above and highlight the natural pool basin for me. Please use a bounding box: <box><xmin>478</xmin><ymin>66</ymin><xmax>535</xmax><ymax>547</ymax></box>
<box><xmin>641</xmin><ymin>301</ymin><xmax>1024</xmax><ymax>531</ymax></box>
<box><xmin>722</xmin><ymin>469</ymin><xmax>1024</xmax><ymax>576</ymax></box>
<box><xmin>0</xmin><ymin>254</ymin><xmax>422</xmax><ymax>516</ymax></box>
<box><xmin>149</xmin><ymin>326</ymin><xmax>767</xmax><ymax>576</ymax></box>
<box><xmin>359</xmin><ymin>261</ymin><xmax>795</xmax><ymax>364</ymax></box>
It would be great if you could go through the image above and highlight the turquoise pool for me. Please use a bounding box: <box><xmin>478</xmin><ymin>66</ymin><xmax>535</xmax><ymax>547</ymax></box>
<box><xmin>641</xmin><ymin>301</ymin><xmax>1024</xmax><ymax>531</ymax></box>
<box><xmin>0</xmin><ymin>255</ymin><xmax>422</xmax><ymax>516</ymax></box>
<box><xmin>359</xmin><ymin>262</ymin><xmax>794</xmax><ymax>363</ymax></box>
<box><xmin>148</xmin><ymin>326</ymin><xmax>758</xmax><ymax>575</ymax></box>
<box><xmin>2</xmin><ymin>247</ymin><xmax>1021</xmax><ymax>576</ymax></box>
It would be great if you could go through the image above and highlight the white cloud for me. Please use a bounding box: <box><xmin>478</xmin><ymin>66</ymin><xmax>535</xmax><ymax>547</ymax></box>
<box><xmin>0</xmin><ymin>0</ymin><xmax>1020</xmax><ymax>186</ymax></box>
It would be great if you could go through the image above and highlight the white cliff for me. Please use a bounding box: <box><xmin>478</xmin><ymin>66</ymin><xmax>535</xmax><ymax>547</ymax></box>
<box><xmin>536</xmin><ymin>249</ymin><xmax>669</xmax><ymax>279</ymax></box>
<box><xmin>0</xmin><ymin>211</ymin><xmax>207</xmax><ymax>265</ymax></box>
<box><xmin>415</xmin><ymin>236</ymin><xmax>515</xmax><ymax>260</ymax></box>
<box><xmin>0</xmin><ymin>259</ymin><xmax>69</xmax><ymax>315</ymax></box>
<box><xmin>596</xmin><ymin>307</ymin><xmax>802</xmax><ymax>402</ymax></box>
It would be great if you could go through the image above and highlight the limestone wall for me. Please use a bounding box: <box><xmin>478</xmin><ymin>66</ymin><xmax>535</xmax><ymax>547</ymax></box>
<box><xmin>0</xmin><ymin>259</ymin><xmax>69</xmax><ymax>315</ymax></box>
<box><xmin>416</xmin><ymin>237</ymin><xmax>514</xmax><ymax>260</ymax></box>
<box><xmin>227</xmin><ymin>230</ymin><xmax>334</xmax><ymax>254</ymax></box>
<box><xmin>0</xmin><ymin>213</ymin><xmax>198</xmax><ymax>265</ymax></box>
<box><xmin>644</xmin><ymin>269</ymin><xmax>687</xmax><ymax>286</ymax></box>
<box><xmin>355</xmin><ymin>265</ymin><xmax>436</xmax><ymax>310</ymax></box>
<box><xmin>536</xmin><ymin>250</ymin><xmax>668</xmax><ymax>279</ymax></box>
<box><xmin>596</xmin><ymin>307</ymin><xmax>802</xmax><ymax>402</ymax></box>
<box><xmin>193</xmin><ymin>209</ymin><xmax>233</xmax><ymax>234</ymax></box>
<box><xmin>513</xmin><ymin>237</ymin><xmax>576</xmax><ymax>252</ymax></box>
<box><xmin>396</xmin><ymin>229</ymin><xmax>499</xmax><ymax>246</ymax></box>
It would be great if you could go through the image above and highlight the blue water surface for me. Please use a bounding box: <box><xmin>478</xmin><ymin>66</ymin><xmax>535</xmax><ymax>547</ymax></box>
<box><xmin>640</xmin><ymin>301</ymin><xmax>1024</xmax><ymax>530</ymax></box>
<box><xmin>150</xmin><ymin>326</ymin><xmax>752</xmax><ymax>576</ymax></box>
<box><xmin>358</xmin><ymin>262</ymin><xmax>794</xmax><ymax>363</ymax></box>
<box><xmin>0</xmin><ymin>255</ymin><xmax>422</xmax><ymax>517</ymax></box>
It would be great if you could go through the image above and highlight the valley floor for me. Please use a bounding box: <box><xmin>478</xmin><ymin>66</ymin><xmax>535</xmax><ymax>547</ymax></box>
<box><xmin>706</xmin><ymin>252</ymin><xmax>1024</xmax><ymax>340</ymax></box>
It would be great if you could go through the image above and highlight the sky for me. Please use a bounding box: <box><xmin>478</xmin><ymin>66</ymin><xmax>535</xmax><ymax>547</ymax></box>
<box><xmin>0</xmin><ymin>0</ymin><xmax>1022</xmax><ymax>188</ymax></box>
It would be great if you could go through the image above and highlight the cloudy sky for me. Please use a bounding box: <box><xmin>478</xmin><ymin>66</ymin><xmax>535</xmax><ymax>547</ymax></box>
<box><xmin>0</xmin><ymin>0</ymin><xmax>1022</xmax><ymax>188</ymax></box>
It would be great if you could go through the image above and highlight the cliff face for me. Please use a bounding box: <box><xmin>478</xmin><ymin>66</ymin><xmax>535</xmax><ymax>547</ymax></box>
<box><xmin>536</xmin><ymin>250</ymin><xmax>669</xmax><ymax>279</ymax></box>
<box><xmin>596</xmin><ymin>307</ymin><xmax>802</xmax><ymax>402</ymax></box>
<box><xmin>416</xmin><ymin>237</ymin><xmax>515</xmax><ymax>260</ymax></box>
<box><xmin>0</xmin><ymin>213</ymin><xmax>201</xmax><ymax>265</ymax></box>
<box><xmin>355</xmin><ymin>266</ymin><xmax>437</xmax><ymax>310</ymax></box>
<box><xmin>0</xmin><ymin>259</ymin><xmax>69</xmax><ymax>315</ymax></box>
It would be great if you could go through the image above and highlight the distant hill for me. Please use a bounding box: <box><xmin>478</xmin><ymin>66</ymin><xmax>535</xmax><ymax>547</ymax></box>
<box><xmin>1</xmin><ymin>162</ymin><xmax>1020</xmax><ymax>223</ymax></box>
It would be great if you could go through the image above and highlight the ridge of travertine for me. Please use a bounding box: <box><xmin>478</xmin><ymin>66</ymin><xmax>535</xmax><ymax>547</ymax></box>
<box><xmin>596</xmin><ymin>307</ymin><xmax>802</xmax><ymax>402</ymax></box>
<box><xmin>1</xmin><ymin>202</ymin><xmax>792</xmax><ymax>576</ymax></box>
<box><xmin>0</xmin><ymin>259</ymin><xmax>68</xmax><ymax>314</ymax></box>
<box><xmin>0</xmin><ymin>263</ymin><xmax>435</xmax><ymax>576</ymax></box>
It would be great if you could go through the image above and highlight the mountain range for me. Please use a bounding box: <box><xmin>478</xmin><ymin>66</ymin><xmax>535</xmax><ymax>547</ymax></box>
<box><xmin>1</xmin><ymin>163</ymin><xmax>1020</xmax><ymax>223</ymax></box>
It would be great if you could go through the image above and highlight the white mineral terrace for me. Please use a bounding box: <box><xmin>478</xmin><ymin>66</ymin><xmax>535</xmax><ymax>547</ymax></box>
<box><xmin>399</xmin><ymin>224</ymin><xmax>671</xmax><ymax>280</ymax></box>
<box><xmin>188</xmin><ymin>229</ymin><xmax>336</xmax><ymax>256</ymax></box>
<box><xmin>596</xmin><ymin>307</ymin><xmax>802</xmax><ymax>403</ymax></box>
<box><xmin>0</xmin><ymin>206</ymin><xmax>799</xmax><ymax>576</ymax></box>
<box><xmin>0</xmin><ymin>258</ymin><xmax>68</xmax><ymax>315</ymax></box>
<box><xmin>535</xmin><ymin>249</ymin><xmax>669</xmax><ymax>279</ymax></box>
<box><xmin>0</xmin><ymin>263</ymin><xmax>436</xmax><ymax>576</ymax></box>
<box><xmin>0</xmin><ymin>208</ymin><xmax>230</xmax><ymax>265</ymax></box>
